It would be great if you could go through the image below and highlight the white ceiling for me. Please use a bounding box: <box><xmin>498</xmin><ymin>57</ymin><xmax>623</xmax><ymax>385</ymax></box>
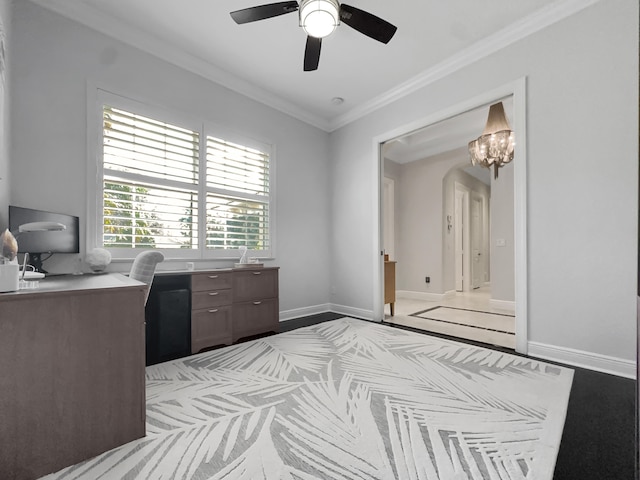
<box><xmin>383</xmin><ymin>96</ymin><xmax>513</xmax><ymax>167</ymax></box>
<box><xmin>29</xmin><ymin>0</ymin><xmax>593</xmax><ymax>135</ymax></box>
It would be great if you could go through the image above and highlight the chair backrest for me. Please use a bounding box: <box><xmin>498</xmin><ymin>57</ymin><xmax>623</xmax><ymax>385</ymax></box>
<box><xmin>129</xmin><ymin>251</ymin><xmax>164</xmax><ymax>304</ymax></box>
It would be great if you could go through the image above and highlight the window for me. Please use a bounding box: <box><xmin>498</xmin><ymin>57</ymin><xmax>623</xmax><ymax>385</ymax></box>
<box><xmin>205</xmin><ymin>136</ymin><xmax>270</xmax><ymax>251</ymax></box>
<box><xmin>95</xmin><ymin>94</ymin><xmax>273</xmax><ymax>260</ymax></box>
<box><xmin>102</xmin><ymin>107</ymin><xmax>200</xmax><ymax>250</ymax></box>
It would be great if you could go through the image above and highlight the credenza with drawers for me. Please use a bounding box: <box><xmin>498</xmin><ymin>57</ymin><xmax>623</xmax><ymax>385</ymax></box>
<box><xmin>146</xmin><ymin>266</ymin><xmax>279</xmax><ymax>363</ymax></box>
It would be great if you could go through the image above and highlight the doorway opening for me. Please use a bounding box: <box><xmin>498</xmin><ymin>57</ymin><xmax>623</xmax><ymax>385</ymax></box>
<box><xmin>375</xmin><ymin>80</ymin><xmax>527</xmax><ymax>353</ymax></box>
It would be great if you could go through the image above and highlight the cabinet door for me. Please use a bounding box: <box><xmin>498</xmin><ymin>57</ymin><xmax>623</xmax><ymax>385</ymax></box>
<box><xmin>191</xmin><ymin>305</ymin><xmax>233</xmax><ymax>353</ymax></box>
<box><xmin>233</xmin><ymin>269</ymin><xmax>278</xmax><ymax>302</ymax></box>
<box><xmin>155</xmin><ymin>288</ymin><xmax>191</xmax><ymax>363</ymax></box>
<box><xmin>232</xmin><ymin>299</ymin><xmax>279</xmax><ymax>342</ymax></box>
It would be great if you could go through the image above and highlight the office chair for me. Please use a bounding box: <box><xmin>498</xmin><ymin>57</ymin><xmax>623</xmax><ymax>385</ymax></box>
<box><xmin>129</xmin><ymin>251</ymin><xmax>164</xmax><ymax>305</ymax></box>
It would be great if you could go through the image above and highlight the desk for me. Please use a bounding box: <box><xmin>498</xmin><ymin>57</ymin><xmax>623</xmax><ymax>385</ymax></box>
<box><xmin>0</xmin><ymin>274</ymin><xmax>147</xmax><ymax>480</ymax></box>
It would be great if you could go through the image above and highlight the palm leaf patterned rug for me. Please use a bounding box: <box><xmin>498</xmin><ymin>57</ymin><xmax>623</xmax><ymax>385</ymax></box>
<box><xmin>42</xmin><ymin>317</ymin><xmax>573</xmax><ymax>480</ymax></box>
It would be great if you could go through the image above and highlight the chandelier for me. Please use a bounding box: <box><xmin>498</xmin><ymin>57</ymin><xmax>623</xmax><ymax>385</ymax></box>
<box><xmin>468</xmin><ymin>102</ymin><xmax>515</xmax><ymax>179</ymax></box>
<box><xmin>299</xmin><ymin>0</ymin><xmax>340</xmax><ymax>38</ymax></box>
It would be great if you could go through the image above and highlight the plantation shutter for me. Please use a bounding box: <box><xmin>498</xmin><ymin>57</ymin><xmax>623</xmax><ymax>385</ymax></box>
<box><xmin>205</xmin><ymin>136</ymin><xmax>270</xmax><ymax>251</ymax></box>
<box><xmin>102</xmin><ymin>106</ymin><xmax>199</xmax><ymax>249</ymax></box>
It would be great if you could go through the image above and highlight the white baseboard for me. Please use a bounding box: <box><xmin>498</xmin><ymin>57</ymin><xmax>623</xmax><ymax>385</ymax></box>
<box><xmin>528</xmin><ymin>341</ymin><xmax>636</xmax><ymax>379</ymax></box>
<box><xmin>397</xmin><ymin>290</ymin><xmax>452</xmax><ymax>302</ymax></box>
<box><xmin>489</xmin><ymin>299</ymin><xmax>516</xmax><ymax>313</ymax></box>
<box><xmin>279</xmin><ymin>304</ymin><xmax>374</xmax><ymax>322</ymax></box>
<box><xmin>328</xmin><ymin>304</ymin><xmax>374</xmax><ymax>321</ymax></box>
<box><xmin>279</xmin><ymin>304</ymin><xmax>332</xmax><ymax>322</ymax></box>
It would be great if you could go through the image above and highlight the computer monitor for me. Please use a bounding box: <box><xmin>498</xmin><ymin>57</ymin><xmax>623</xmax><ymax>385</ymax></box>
<box><xmin>8</xmin><ymin>205</ymin><xmax>80</xmax><ymax>272</ymax></box>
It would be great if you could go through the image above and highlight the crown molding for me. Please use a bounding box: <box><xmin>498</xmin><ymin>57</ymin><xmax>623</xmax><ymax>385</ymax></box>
<box><xmin>27</xmin><ymin>0</ymin><xmax>600</xmax><ymax>133</ymax></box>
<box><xmin>26</xmin><ymin>0</ymin><xmax>332</xmax><ymax>132</ymax></box>
<box><xmin>327</xmin><ymin>0</ymin><xmax>602</xmax><ymax>131</ymax></box>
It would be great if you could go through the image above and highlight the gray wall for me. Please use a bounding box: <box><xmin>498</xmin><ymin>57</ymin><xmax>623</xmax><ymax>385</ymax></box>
<box><xmin>4</xmin><ymin>1</ymin><xmax>639</xmax><ymax>371</ymax></box>
<box><xmin>0</xmin><ymin>0</ymin><xmax>9</xmax><ymax>228</ymax></box>
<box><xmin>330</xmin><ymin>1</ymin><xmax>638</xmax><ymax>364</ymax></box>
<box><xmin>387</xmin><ymin>148</ymin><xmax>495</xmax><ymax>296</ymax></box>
<box><xmin>8</xmin><ymin>1</ymin><xmax>332</xmax><ymax>315</ymax></box>
<box><xmin>489</xmin><ymin>162</ymin><xmax>515</xmax><ymax>302</ymax></box>
<box><xmin>395</xmin><ymin>150</ymin><xmax>455</xmax><ymax>295</ymax></box>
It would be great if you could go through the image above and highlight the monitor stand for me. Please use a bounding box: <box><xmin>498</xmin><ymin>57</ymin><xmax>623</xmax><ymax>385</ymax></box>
<box><xmin>28</xmin><ymin>253</ymin><xmax>47</xmax><ymax>274</ymax></box>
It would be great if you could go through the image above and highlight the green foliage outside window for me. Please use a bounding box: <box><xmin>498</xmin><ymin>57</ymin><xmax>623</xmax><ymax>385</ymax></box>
<box><xmin>103</xmin><ymin>182</ymin><xmax>163</xmax><ymax>248</ymax></box>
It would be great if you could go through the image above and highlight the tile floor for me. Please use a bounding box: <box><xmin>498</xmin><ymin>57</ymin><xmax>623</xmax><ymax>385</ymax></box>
<box><xmin>384</xmin><ymin>286</ymin><xmax>516</xmax><ymax>349</ymax></box>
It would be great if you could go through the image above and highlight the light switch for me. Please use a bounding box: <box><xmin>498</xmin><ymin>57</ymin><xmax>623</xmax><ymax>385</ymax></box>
<box><xmin>496</xmin><ymin>238</ymin><xmax>506</xmax><ymax>247</ymax></box>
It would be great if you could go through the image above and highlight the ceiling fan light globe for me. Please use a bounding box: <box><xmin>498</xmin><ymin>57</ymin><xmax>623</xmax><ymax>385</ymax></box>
<box><xmin>300</xmin><ymin>0</ymin><xmax>339</xmax><ymax>38</ymax></box>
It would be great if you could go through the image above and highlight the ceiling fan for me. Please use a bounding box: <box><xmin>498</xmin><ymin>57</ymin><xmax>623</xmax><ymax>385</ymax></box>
<box><xmin>230</xmin><ymin>0</ymin><xmax>397</xmax><ymax>71</ymax></box>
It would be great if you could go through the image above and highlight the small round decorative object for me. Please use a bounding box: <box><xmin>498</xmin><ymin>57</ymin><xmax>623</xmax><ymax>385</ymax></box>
<box><xmin>85</xmin><ymin>248</ymin><xmax>112</xmax><ymax>273</ymax></box>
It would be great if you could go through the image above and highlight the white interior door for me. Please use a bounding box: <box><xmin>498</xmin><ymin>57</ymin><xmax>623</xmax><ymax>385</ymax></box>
<box><xmin>454</xmin><ymin>189</ymin><xmax>465</xmax><ymax>291</ymax></box>
<box><xmin>471</xmin><ymin>196</ymin><xmax>483</xmax><ymax>289</ymax></box>
<box><xmin>383</xmin><ymin>177</ymin><xmax>395</xmax><ymax>260</ymax></box>
<box><xmin>482</xmin><ymin>195</ymin><xmax>490</xmax><ymax>283</ymax></box>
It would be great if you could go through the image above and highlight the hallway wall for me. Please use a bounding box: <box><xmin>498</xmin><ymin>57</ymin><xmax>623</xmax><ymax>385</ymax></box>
<box><xmin>385</xmin><ymin>147</ymin><xmax>502</xmax><ymax>298</ymax></box>
<box><xmin>330</xmin><ymin>1</ymin><xmax>638</xmax><ymax>372</ymax></box>
<box><xmin>490</xmin><ymin>162</ymin><xmax>515</xmax><ymax>302</ymax></box>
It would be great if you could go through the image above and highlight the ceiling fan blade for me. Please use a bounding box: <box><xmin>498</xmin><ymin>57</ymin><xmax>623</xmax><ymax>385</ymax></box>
<box><xmin>304</xmin><ymin>36</ymin><xmax>322</xmax><ymax>71</ymax></box>
<box><xmin>230</xmin><ymin>1</ymin><xmax>298</xmax><ymax>24</ymax></box>
<box><xmin>339</xmin><ymin>4</ymin><xmax>397</xmax><ymax>44</ymax></box>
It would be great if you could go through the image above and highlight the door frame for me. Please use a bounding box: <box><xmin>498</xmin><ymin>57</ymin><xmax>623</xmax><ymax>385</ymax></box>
<box><xmin>373</xmin><ymin>77</ymin><xmax>528</xmax><ymax>354</ymax></box>
<box><xmin>470</xmin><ymin>191</ymin><xmax>488</xmax><ymax>289</ymax></box>
<box><xmin>382</xmin><ymin>177</ymin><xmax>395</xmax><ymax>260</ymax></box>
<box><xmin>470</xmin><ymin>192</ymin><xmax>482</xmax><ymax>289</ymax></box>
<box><xmin>454</xmin><ymin>181</ymin><xmax>470</xmax><ymax>292</ymax></box>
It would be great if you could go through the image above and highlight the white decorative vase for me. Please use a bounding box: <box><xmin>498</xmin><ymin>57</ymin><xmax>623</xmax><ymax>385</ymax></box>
<box><xmin>85</xmin><ymin>248</ymin><xmax>112</xmax><ymax>273</ymax></box>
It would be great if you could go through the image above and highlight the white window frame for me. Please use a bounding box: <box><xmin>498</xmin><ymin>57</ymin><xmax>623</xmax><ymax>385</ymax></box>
<box><xmin>87</xmin><ymin>88</ymin><xmax>275</xmax><ymax>261</ymax></box>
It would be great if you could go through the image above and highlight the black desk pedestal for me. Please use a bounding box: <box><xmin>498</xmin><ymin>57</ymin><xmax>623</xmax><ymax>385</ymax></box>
<box><xmin>145</xmin><ymin>275</ymin><xmax>191</xmax><ymax>365</ymax></box>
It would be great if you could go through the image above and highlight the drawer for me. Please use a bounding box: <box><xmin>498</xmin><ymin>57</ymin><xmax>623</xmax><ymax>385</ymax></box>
<box><xmin>191</xmin><ymin>305</ymin><xmax>233</xmax><ymax>353</ymax></box>
<box><xmin>192</xmin><ymin>289</ymin><xmax>233</xmax><ymax>310</ymax></box>
<box><xmin>233</xmin><ymin>269</ymin><xmax>278</xmax><ymax>303</ymax></box>
<box><xmin>232</xmin><ymin>298</ymin><xmax>279</xmax><ymax>342</ymax></box>
<box><xmin>192</xmin><ymin>272</ymin><xmax>233</xmax><ymax>292</ymax></box>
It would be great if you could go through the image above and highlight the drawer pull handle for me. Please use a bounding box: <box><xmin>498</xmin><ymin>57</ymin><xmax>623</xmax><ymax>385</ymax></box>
<box><xmin>252</xmin><ymin>271</ymin><xmax>262</xmax><ymax>275</ymax></box>
<box><xmin>253</xmin><ymin>301</ymin><xmax>262</xmax><ymax>305</ymax></box>
<box><xmin>208</xmin><ymin>275</ymin><xmax>219</xmax><ymax>279</ymax></box>
<box><xmin>208</xmin><ymin>292</ymin><xmax>219</xmax><ymax>296</ymax></box>
<box><xmin>209</xmin><ymin>309</ymin><xmax>219</xmax><ymax>313</ymax></box>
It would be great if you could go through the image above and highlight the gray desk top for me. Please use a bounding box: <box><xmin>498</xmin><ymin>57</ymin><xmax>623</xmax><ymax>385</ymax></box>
<box><xmin>0</xmin><ymin>273</ymin><xmax>145</xmax><ymax>299</ymax></box>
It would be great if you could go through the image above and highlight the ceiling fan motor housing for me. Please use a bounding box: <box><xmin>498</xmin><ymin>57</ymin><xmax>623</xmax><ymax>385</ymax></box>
<box><xmin>299</xmin><ymin>0</ymin><xmax>341</xmax><ymax>38</ymax></box>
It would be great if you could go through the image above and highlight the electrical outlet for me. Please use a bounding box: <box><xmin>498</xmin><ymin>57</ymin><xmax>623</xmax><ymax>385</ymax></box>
<box><xmin>425</xmin><ymin>276</ymin><xmax>430</xmax><ymax>283</ymax></box>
